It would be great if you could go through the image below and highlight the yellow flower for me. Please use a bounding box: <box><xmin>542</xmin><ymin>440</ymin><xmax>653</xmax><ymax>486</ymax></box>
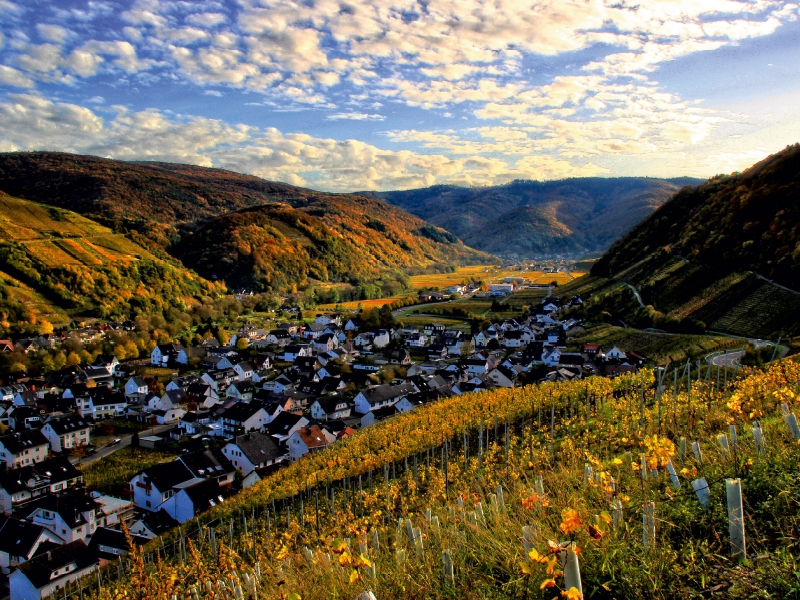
<box><xmin>562</xmin><ymin>587</ymin><xmax>583</xmax><ymax>599</ymax></box>
<box><xmin>540</xmin><ymin>578</ymin><xmax>557</xmax><ymax>590</ymax></box>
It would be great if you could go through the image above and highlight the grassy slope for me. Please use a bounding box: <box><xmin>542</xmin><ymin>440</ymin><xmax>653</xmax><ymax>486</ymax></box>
<box><xmin>92</xmin><ymin>361</ymin><xmax>800</xmax><ymax>599</ymax></box>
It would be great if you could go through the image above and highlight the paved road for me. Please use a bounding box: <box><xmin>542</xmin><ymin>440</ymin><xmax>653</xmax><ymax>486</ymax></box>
<box><xmin>73</xmin><ymin>424</ymin><xmax>174</xmax><ymax>466</ymax></box>
<box><xmin>624</xmin><ymin>283</ymin><xmax>645</xmax><ymax>307</ymax></box>
<box><xmin>706</xmin><ymin>340</ymin><xmax>777</xmax><ymax>368</ymax></box>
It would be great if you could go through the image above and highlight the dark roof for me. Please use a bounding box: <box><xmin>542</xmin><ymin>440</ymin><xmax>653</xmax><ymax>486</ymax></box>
<box><xmin>139</xmin><ymin>460</ymin><xmax>194</xmax><ymax>491</ymax></box>
<box><xmin>266</xmin><ymin>411</ymin><xmax>306</xmax><ymax>436</ymax></box>
<box><xmin>17</xmin><ymin>540</ymin><xmax>98</xmax><ymax>589</ymax></box>
<box><xmin>231</xmin><ymin>432</ymin><xmax>283</xmax><ymax>464</ymax></box>
<box><xmin>129</xmin><ymin>376</ymin><xmax>148</xmax><ymax>387</ymax></box>
<box><xmin>45</xmin><ymin>414</ymin><xmax>89</xmax><ymax>434</ymax></box>
<box><xmin>91</xmin><ymin>390</ymin><xmax>127</xmax><ymax>407</ymax></box>
<box><xmin>22</xmin><ymin>490</ymin><xmax>100</xmax><ymax>528</ymax></box>
<box><xmin>0</xmin><ymin>456</ymin><xmax>82</xmax><ymax>495</ymax></box>
<box><xmin>0</xmin><ymin>430</ymin><xmax>49</xmax><ymax>454</ymax></box>
<box><xmin>139</xmin><ymin>510</ymin><xmax>179</xmax><ymax>535</ymax></box>
<box><xmin>87</xmin><ymin>527</ymin><xmax>147</xmax><ymax>560</ymax></box>
<box><xmin>180</xmin><ymin>478</ymin><xmax>226</xmax><ymax>510</ymax></box>
<box><xmin>219</xmin><ymin>403</ymin><xmax>266</xmax><ymax>422</ymax></box>
<box><xmin>359</xmin><ymin>382</ymin><xmax>416</xmax><ymax>406</ymax></box>
<box><xmin>179</xmin><ymin>449</ymin><xmax>233</xmax><ymax>479</ymax></box>
<box><xmin>157</xmin><ymin>344</ymin><xmax>184</xmax><ymax>354</ymax></box>
<box><xmin>0</xmin><ymin>516</ymin><xmax>47</xmax><ymax>557</ymax></box>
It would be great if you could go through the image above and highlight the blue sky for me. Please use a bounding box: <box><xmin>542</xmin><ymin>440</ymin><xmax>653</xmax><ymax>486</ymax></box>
<box><xmin>0</xmin><ymin>0</ymin><xmax>798</xmax><ymax>191</ymax></box>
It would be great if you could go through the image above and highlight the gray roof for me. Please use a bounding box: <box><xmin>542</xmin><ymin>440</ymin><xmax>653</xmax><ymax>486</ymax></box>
<box><xmin>360</xmin><ymin>382</ymin><xmax>417</xmax><ymax>406</ymax></box>
<box><xmin>231</xmin><ymin>432</ymin><xmax>283</xmax><ymax>464</ymax></box>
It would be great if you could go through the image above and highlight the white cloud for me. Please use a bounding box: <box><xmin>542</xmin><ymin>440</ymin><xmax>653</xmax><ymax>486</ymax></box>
<box><xmin>36</xmin><ymin>24</ymin><xmax>72</xmax><ymax>44</ymax></box>
<box><xmin>0</xmin><ymin>64</ymin><xmax>34</xmax><ymax>88</ymax></box>
<box><xmin>0</xmin><ymin>95</ymin><xmax>623</xmax><ymax>190</ymax></box>
<box><xmin>186</xmin><ymin>12</ymin><xmax>227</xmax><ymax>27</ymax></box>
<box><xmin>326</xmin><ymin>112</ymin><xmax>385</xmax><ymax>121</ymax></box>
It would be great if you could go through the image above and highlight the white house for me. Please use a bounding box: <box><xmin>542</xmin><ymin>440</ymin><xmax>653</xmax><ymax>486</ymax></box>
<box><xmin>9</xmin><ymin>540</ymin><xmax>98</xmax><ymax>600</ymax></box>
<box><xmin>0</xmin><ymin>518</ymin><xmax>61</xmax><ymax>575</ymax></box>
<box><xmin>353</xmin><ymin>382</ymin><xmax>417</xmax><ymax>414</ymax></box>
<box><xmin>40</xmin><ymin>416</ymin><xmax>90</xmax><ymax>453</ymax></box>
<box><xmin>309</xmin><ymin>398</ymin><xmax>352</xmax><ymax>421</ymax></box>
<box><xmin>150</xmin><ymin>344</ymin><xmax>184</xmax><ymax>367</ymax></box>
<box><xmin>160</xmin><ymin>479</ymin><xmax>225</xmax><ymax>524</ymax></box>
<box><xmin>222</xmin><ymin>432</ymin><xmax>284</xmax><ymax>476</ymax></box>
<box><xmin>287</xmin><ymin>425</ymin><xmax>335</xmax><ymax>461</ymax></box>
<box><xmin>129</xmin><ymin>461</ymin><xmax>195</xmax><ymax>512</ymax></box>
<box><xmin>233</xmin><ymin>362</ymin><xmax>254</xmax><ymax>381</ymax></box>
<box><xmin>605</xmin><ymin>346</ymin><xmax>627</xmax><ymax>360</ymax></box>
<box><xmin>0</xmin><ymin>431</ymin><xmax>49</xmax><ymax>469</ymax></box>
<box><xmin>124</xmin><ymin>377</ymin><xmax>148</xmax><ymax>400</ymax></box>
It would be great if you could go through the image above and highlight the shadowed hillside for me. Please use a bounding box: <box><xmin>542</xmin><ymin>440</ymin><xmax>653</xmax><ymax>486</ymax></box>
<box><xmin>362</xmin><ymin>177</ymin><xmax>701</xmax><ymax>256</ymax></box>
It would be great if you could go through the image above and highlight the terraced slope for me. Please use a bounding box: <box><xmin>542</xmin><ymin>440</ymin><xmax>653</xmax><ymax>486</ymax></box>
<box><xmin>0</xmin><ymin>192</ymin><xmax>221</xmax><ymax>332</ymax></box>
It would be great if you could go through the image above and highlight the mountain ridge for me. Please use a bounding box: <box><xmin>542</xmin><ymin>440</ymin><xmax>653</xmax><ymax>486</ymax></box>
<box><xmin>360</xmin><ymin>176</ymin><xmax>703</xmax><ymax>256</ymax></box>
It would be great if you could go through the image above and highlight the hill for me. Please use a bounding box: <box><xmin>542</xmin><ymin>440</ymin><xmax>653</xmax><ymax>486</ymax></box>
<box><xmin>0</xmin><ymin>192</ymin><xmax>222</xmax><ymax>333</ymax></box>
<box><xmin>594</xmin><ymin>144</ymin><xmax>800</xmax><ymax>287</ymax></box>
<box><xmin>0</xmin><ymin>152</ymin><xmax>491</xmax><ymax>294</ymax></box>
<box><xmin>582</xmin><ymin>145</ymin><xmax>800</xmax><ymax>339</ymax></box>
<box><xmin>86</xmin><ymin>360</ymin><xmax>800</xmax><ymax>599</ymax></box>
<box><xmin>361</xmin><ymin>177</ymin><xmax>701</xmax><ymax>256</ymax></box>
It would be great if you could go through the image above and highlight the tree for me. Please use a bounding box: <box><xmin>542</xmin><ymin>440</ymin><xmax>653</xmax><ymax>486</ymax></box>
<box><xmin>131</xmin><ymin>431</ymin><xmax>140</xmax><ymax>448</ymax></box>
<box><xmin>236</xmin><ymin>337</ymin><xmax>249</xmax><ymax>351</ymax></box>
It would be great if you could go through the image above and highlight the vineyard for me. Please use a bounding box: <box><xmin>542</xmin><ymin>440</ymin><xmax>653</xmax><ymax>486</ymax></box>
<box><xmin>80</xmin><ymin>447</ymin><xmax>179</xmax><ymax>497</ymax></box>
<box><xmin>70</xmin><ymin>358</ymin><xmax>800</xmax><ymax>599</ymax></box>
<box><xmin>317</xmin><ymin>297</ymin><xmax>407</xmax><ymax>310</ymax></box>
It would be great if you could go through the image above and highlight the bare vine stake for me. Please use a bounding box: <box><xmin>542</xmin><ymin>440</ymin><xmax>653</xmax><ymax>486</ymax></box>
<box><xmin>642</xmin><ymin>502</ymin><xmax>656</xmax><ymax>550</ymax></box>
<box><xmin>561</xmin><ymin>544</ymin><xmax>583</xmax><ymax>597</ymax></box>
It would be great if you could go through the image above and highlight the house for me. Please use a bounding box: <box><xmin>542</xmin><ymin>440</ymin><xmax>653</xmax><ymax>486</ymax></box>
<box><xmin>123</xmin><ymin>377</ymin><xmax>149</xmax><ymax>401</ymax></box>
<box><xmin>129</xmin><ymin>510</ymin><xmax>179</xmax><ymax>540</ymax></box>
<box><xmin>581</xmin><ymin>343</ymin><xmax>602</xmax><ymax>357</ymax></box>
<box><xmin>151</xmin><ymin>408</ymin><xmax>185</xmax><ymax>425</ymax></box>
<box><xmin>160</xmin><ymin>479</ymin><xmax>227</xmax><ymax>524</ymax></box>
<box><xmin>423</xmin><ymin>322</ymin><xmax>446</xmax><ymax>338</ymax></box>
<box><xmin>353</xmin><ymin>382</ymin><xmax>418</xmax><ymax>414</ymax></box>
<box><xmin>90</xmin><ymin>390</ymin><xmax>127</xmax><ymax>420</ymax></box>
<box><xmin>266</xmin><ymin>412</ymin><xmax>309</xmax><ymax>443</ymax></box>
<box><xmin>222</xmin><ymin>432</ymin><xmax>284</xmax><ymax>476</ymax></box>
<box><xmin>287</xmin><ymin>425</ymin><xmax>336</xmax><ymax>461</ymax></box>
<box><xmin>150</xmin><ymin>344</ymin><xmax>184</xmax><ymax>367</ymax></box>
<box><xmin>176</xmin><ymin>346</ymin><xmax>206</xmax><ymax>365</ymax></box>
<box><xmin>542</xmin><ymin>348</ymin><xmax>561</xmax><ymax>367</ymax></box>
<box><xmin>487</xmin><ymin>366</ymin><xmax>518</xmax><ymax>388</ymax></box>
<box><xmin>360</xmin><ymin>404</ymin><xmax>402</xmax><ymax>427</ymax></box>
<box><xmin>373</xmin><ymin>329</ymin><xmax>391</xmax><ymax>348</ymax></box>
<box><xmin>605</xmin><ymin>345</ymin><xmax>627</xmax><ymax>360</ymax></box>
<box><xmin>201</xmin><ymin>355</ymin><xmax>234</xmax><ymax>371</ymax></box>
<box><xmin>313</xmin><ymin>333</ymin><xmax>337</xmax><ymax>353</ymax></box>
<box><xmin>226</xmin><ymin>381</ymin><xmax>255</xmax><ymax>401</ymax></box>
<box><xmin>177</xmin><ymin>450</ymin><xmax>235</xmax><ymax>487</ymax></box>
<box><xmin>0</xmin><ymin>457</ymin><xmax>83</xmax><ymax>515</ymax></box>
<box><xmin>217</xmin><ymin>403</ymin><xmax>270</xmax><ymax>437</ymax></box>
<box><xmin>266</xmin><ymin>330</ymin><xmax>292</xmax><ymax>346</ymax></box>
<box><xmin>405</xmin><ymin>333</ymin><xmax>428</xmax><ymax>348</ymax></box>
<box><xmin>40</xmin><ymin>416</ymin><xmax>90</xmax><ymax>453</ymax></box>
<box><xmin>24</xmin><ymin>491</ymin><xmax>104</xmax><ymax>543</ymax></box>
<box><xmin>0</xmin><ymin>431</ymin><xmax>49</xmax><ymax>469</ymax></box>
<box><xmin>0</xmin><ymin>517</ymin><xmax>61</xmax><ymax>575</ymax></box>
<box><xmin>242</xmin><ymin>461</ymin><xmax>288</xmax><ymax>489</ymax></box>
<box><xmin>178</xmin><ymin>411</ymin><xmax>218</xmax><ymax>437</ymax></box>
<box><xmin>502</xmin><ymin>330</ymin><xmax>531</xmax><ymax>348</ymax></box>
<box><xmin>464</xmin><ymin>358</ymin><xmax>490</xmax><ymax>376</ymax></box>
<box><xmin>281</xmin><ymin>344</ymin><xmax>312</xmax><ymax>362</ymax></box>
<box><xmin>87</xmin><ymin>527</ymin><xmax>148</xmax><ymax>564</ymax></box>
<box><xmin>233</xmin><ymin>362</ymin><xmax>254</xmax><ymax>381</ymax></box>
<box><xmin>129</xmin><ymin>461</ymin><xmax>195</xmax><ymax>512</ymax></box>
<box><xmin>91</xmin><ymin>493</ymin><xmax>134</xmax><ymax>529</ymax></box>
<box><xmin>9</xmin><ymin>540</ymin><xmax>98</xmax><ymax>600</ymax></box>
<box><xmin>309</xmin><ymin>397</ymin><xmax>352</xmax><ymax>421</ymax></box>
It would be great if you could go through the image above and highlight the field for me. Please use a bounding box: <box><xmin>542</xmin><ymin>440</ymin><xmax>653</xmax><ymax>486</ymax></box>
<box><xmin>408</xmin><ymin>265</ymin><xmax>549</xmax><ymax>290</ymax></box>
<box><xmin>84</xmin><ymin>360</ymin><xmax>800</xmax><ymax>600</ymax></box>
<box><xmin>317</xmin><ymin>297</ymin><xmax>406</xmax><ymax>310</ymax></box>
<box><xmin>80</xmin><ymin>446</ymin><xmax>178</xmax><ymax>497</ymax></box>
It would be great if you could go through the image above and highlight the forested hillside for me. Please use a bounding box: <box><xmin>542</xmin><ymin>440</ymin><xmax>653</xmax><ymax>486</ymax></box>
<box><xmin>0</xmin><ymin>152</ymin><xmax>490</xmax><ymax>296</ymax></box>
<box><xmin>593</xmin><ymin>144</ymin><xmax>800</xmax><ymax>288</ymax></box>
<box><xmin>363</xmin><ymin>177</ymin><xmax>700</xmax><ymax>256</ymax></box>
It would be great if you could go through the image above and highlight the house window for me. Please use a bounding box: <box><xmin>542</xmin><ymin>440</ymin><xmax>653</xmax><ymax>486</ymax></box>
<box><xmin>145</xmin><ymin>501</ymin><xmax>151</xmax><ymax>508</ymax></box>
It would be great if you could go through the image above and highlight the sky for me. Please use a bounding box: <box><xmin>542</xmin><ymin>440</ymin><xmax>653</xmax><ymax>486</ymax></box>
<box><xmin>0</xmin><ymin>0</ymin><xmax>799</xmax><ymax>192</ymax></box>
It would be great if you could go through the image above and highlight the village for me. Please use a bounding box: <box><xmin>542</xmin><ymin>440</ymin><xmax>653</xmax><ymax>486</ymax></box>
<box><xmin>0</xmin><ymin>284</ymin><xmax>645</xmax><ymax>600</ymax></box>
